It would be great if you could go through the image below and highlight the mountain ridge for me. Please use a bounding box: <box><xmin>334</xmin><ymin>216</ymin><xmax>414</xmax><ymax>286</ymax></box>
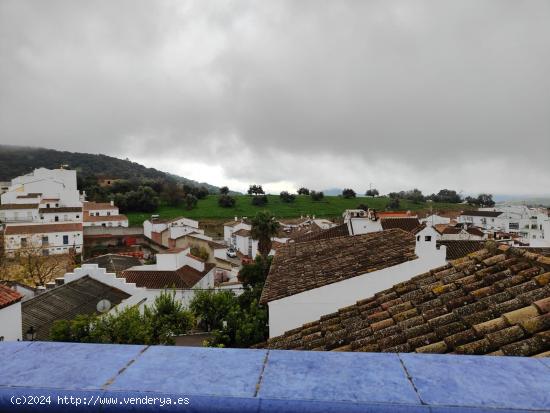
<box><xmin>0</xmin><ymin>145</ymin><xmax>222</xmax><ymax>193</ymax></box>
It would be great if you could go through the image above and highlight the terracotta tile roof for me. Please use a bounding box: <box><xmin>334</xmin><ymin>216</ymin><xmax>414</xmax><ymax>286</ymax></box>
<box><xmin>521</xmin><ymin>248</ymin><xmax>550</xmax><ymax>257</ymax></box>
<box><xmin>0</xmin><ymin>203</ymin><xmax>38</xmax><ymax>210</ymax></box>
<box><xmin>264</xmin><ymin>245</ymin><xmax>550</xmax><ymax>357</ymax></box>
<box><xmin>291</xmin><ymin>223</ymin><xmax>350</xmax><ymax>243</ymax></box>
<box><xmin>83</xmin><ymin>202</ymin><xmax>117</xmax><ymax>211</ymax></box>
<box><xmin>39</xmin><ymin>207</ymin><xmax>82</xmax><ymax>213</ymax></box>
<box><xmin>435</xmin><ymin>226</ymin><xmax>462</xmax><ymax>235</ymax></box>
<box><xmin>260</xmin><ymin>229</ymin><xmax>417</xmax><ymax>304</ymax></box>
<box><xmin>381</xmin><ymin>218</ymin><xmax>422</xmax><ymax>233</ymax></box>
<box><xmin>4</xmin><ymin>223</ymin><xmax>83</xmax><ymax>235</ymax></box>
<box><xmin>377</xmin><ymin>211</ymin><xmax>416</xmax><ymax>218</ymax></box>
<box><xmin>234</xmin><ymin>228</ymin><xmax>251</xmax><ymax>237</ymax></box>
<box><xmin>83</xmin><ymin>254</ymin><xmax>142</xmax><ymax>274</ymax></box>
<box><xmin>186</xmin><ymin>233</ymin><xmax>227</xmax><ymax>249</ymax></box>
<box><xmin>121</xmin><ymin>264</ymin><xmax>215</xmax><ymax>289</ymax></box>
<box><xmin>467</xmin><ymin>227</ymin><xmax>485</xmax><ymax>237</ymax></box>
<box><xmin>461</xmin><ymin>211</ymin><xmax>503</xmax><ymax>218</ymax></box>
<box><xmin>411</xmin><ymin>223</ymin><xmax>427</xmax><ymax>235</ymax></box>
<box><xmin>22</xmin><ymin>276</ymin><xmax>130</xmax><ymax>341</ymax></box>
<box><xmin>224</xmin><ymin>219</ymin><xmax>249</xmax><ymax>227</ymax></box>
<box><xmin>16</xmin><ymin>193</ymin><xmax>41</xmax><ymax>198</ymax></box>
<box><xmin>0</xmin><ymin>284</ymin><xmax>23</xmax><ymax>309</ymax></box>
<box><xmin>437</xmin><ymin>240</ymin><xmax>486</xmax><ymax>260</ymax></box>
<box><xmin>156</xmin><ymin>247</ymin><xmax>188</xmax><ymax>254</ymax></box>
<box><xmin>83</xmin><ymin>214</ymin><xmax>128</xmax><ymax>222</ymax></box>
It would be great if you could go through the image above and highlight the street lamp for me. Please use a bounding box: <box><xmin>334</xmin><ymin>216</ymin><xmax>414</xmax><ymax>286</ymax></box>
<box><xmin>25</xmin><ymin>326</ymin><xmax>36</xmax><ymax>341</ymax></box>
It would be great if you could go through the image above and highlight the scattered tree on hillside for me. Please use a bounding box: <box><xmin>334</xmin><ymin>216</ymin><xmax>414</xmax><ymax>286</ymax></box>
<box><xmin>184</xmin><ymin>194</ymin><xmax>198</xmax><ymax>210</ymax></box>
<box><xmin>428</xmin><ymin>189</ymin><xmax>462</xmax><ymax>203</ymax></box>
<box><xmin>279</xmin><ymin>191</ymin><xmax>296</xmax><ymax>203</ymax></box>
<box><xmin>251</xmin><ymin>195</ymin><xmax>268</xmax><ymax>206</ymax></box>
<box><xmin>218</xmin><ymin>194</ymin><xmax>236</xmax><ymax>208</ymax></box>
<box><xmin>387</xmin><ymin>197</ymin><xmax>400</xmax><ymax>210</ymax></box>
<box><xmin>388</xmin><ymin>189</ymin><xmax>425</xmax><ymax>203</ymax></box>
<box><xmin>310</xmin><ymin>190</ymin><xmax>324</xmax><ymax>201</ymax></box>
<box><xmin>114</xmin><ymin>186</ymin><xmax>160</xmax><ymax>213</ymax></box>
<box><xmin>162</xmin><ymin>181</ymin><xmax>185</xmax><ymax>207</ymax></box>
<box><xmin>247</xmin><ymin>184</ymin><xmax>265</xmax><ymax>195</ymax></box>
<box><xmin>297</xmin><ymin>187</ymin><xmax>310</xmax><ymax>195</ymax></box>
<box><xmin>194</xmin><ymin>186</ymin><xmax>209</xmax><ymax>200</ymax></box>
<box><xmin>219</xmin><ymin>186</ymin><xmax>229</xmax><ymax>195</ymax></box>
<box><xmin>342</xmin><ymin>188</ymin><xmax>356</xmax><ymax>199</ymax></box>
<box><xmin>356</xmin><ymin>203</ymin><xmax>369</xmax><ymax>211</ymax></box>
<box><xmin>466</xmin><ymin>194</ymin><xmax>495</xmax><ymax>207</ymax></box>
<box><xmin>365</xmin><ymin>189</ymin><xmax>379</xmax><ymax>197</ymax></box>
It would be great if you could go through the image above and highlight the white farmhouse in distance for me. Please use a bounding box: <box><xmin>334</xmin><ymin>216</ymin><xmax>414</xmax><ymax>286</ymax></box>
<box><xmin>83</xmin><ymin>201</ymin><xmax>128</xmax><ymax>227</ymax></box>
<box><xmin>143</xmin><ymin>216</ymin><xmax>202</xmax><ymax>247</ymax></box>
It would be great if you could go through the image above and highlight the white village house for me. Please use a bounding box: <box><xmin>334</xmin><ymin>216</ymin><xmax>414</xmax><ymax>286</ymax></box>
<box><xmin>459</xmin><ymin>206</ymin><xmax>550</xmax><ymax>245</ymax></box>
<box><xmin>260</xmin><ymin>229</ymin><xmax>446</xmax><ymax>337</ymax></box>
<box><xmin>0</xmin><ymin>168</ymin><xmax>124</xmax><ymax>256</ymax></box>
<box><xmin>83</xmin><ymin>201</ymin><xmax>128</xmax><ymax>227</ymax></box>
<box><xmin>143</xmin><ymin>216</ymin><xmax>202</xmax><ymax>247</ymax></box>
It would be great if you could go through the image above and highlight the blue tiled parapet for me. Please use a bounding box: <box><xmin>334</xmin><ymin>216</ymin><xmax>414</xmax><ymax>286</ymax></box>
<box><xmin>0</xmin><ymin>341</ymin><xmax>549</xmax><ymax>412</ymax></box>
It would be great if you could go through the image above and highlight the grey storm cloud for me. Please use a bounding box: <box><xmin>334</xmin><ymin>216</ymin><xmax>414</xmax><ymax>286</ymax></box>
<box><xmin>0</xmin><ymin>0</ymin><xmax>549</xmax><ymax>194</ymax></box>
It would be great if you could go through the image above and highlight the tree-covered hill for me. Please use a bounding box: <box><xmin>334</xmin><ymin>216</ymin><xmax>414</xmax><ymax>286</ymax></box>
<box><xmin>0</xmin><ymin>145</ymin><xmax>220</xmax><ymax>192</ymax></box>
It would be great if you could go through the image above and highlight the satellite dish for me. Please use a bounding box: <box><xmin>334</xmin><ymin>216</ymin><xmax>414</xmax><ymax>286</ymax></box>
<box><xmin>96</xmin><ymin>299</ymin><xmax>111</xmax><ymax>313</ymax></box>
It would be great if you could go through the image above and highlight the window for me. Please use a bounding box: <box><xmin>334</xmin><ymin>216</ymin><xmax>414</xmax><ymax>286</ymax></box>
<box><xmin>107</xmin><ymin>211</ymin><xmax>111</xmax><ymax>216</ymax></box>
<box><xmin>54</xmin><ymin>216</ymin><xmax>59</xmax><ymax>222</ymax></box>
<box><xmin>63</xmin><ymin>214</ymin><xmax>68</xmax><ymax>221</ymax></box>
<box><xmin>42</xmin><ymin>236</ymin><xmax>48</xmax><ymax>245</ymax></box>
<box><xmin>21</xmin><ymin>238</ymin><xmax>27</xmax><ymax>247</ymax></box>
<box><xmin>76</xmin><ymin>215</ymin><xmax>80</xmax><ymax>219</ymax></box>
<box><xmin>416</xmin><ymin>235</ymin><xmax>420</xmax><ymax>241</ymax></box>
<box><xmin>63</xmin><ymin>235</ymin><xmax>69</xmax><ymax>245</ymax></box>
<box><xmin>509</xmin><ymin>222</ymin><xmax>519</xmax><ymax>230</ymax></box>
<box><xmin>424</xmin><ymin>236</ymin><xmax>432</xmax><ymax>242</ymax></box>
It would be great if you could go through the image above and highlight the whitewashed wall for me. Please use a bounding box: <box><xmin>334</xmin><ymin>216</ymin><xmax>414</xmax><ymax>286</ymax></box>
<box><xmin>0</xmin><ymin>302</ymin><xmax>22</xmax><ymax>341</ymax></box>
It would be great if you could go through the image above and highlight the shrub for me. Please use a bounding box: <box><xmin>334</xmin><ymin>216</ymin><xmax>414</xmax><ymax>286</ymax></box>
<box><xmin>310</xmin><ymin>190</ymin><xmax>324</xmax><ymax>201</ymax></box>
<box><xmin>218</xmin><ymin>194</ymin><xmax>236</xmax><ymax>208</ymax></box>
<box><xmin>342</xmin><ymin>188</ymin><xmax>356</xmax><ymax>198</ymax></box>
<box><xmin>279</xmin><ymin>191</ymin><xmax>296</xmax><ymax>203</ymax></box>
<box><xmin>251</xmin><ymin>195</ymin><xmax>268</xmax><ymax>206</ymax></box>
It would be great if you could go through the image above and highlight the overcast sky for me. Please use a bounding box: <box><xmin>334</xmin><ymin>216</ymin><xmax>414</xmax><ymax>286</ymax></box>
<box><xmin>1</xmin><ymin>1</ymin><xmax>549</xmax><ymax>195</ymax></box>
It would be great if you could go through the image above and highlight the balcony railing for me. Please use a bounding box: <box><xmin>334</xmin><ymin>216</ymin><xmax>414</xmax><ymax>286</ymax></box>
<box><xmin>0</xmin><ymin>341</ymin><xmax>549</xmax><ymax>412</ymax></box>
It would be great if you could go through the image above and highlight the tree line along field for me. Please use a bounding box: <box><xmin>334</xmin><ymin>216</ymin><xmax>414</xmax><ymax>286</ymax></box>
<box><xmin>125</xmin><ymin>195</ymin><xmax>469</xmax><ymax>226</ymax></box>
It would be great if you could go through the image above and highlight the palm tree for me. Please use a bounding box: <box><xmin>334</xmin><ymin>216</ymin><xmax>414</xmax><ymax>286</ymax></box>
<box><xmin>250</xmin><ymin>211</ymin><xmax>280</xmax><ymax>260</ymax></box>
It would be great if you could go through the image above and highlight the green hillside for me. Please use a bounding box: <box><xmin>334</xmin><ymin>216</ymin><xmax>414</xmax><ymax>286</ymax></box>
<box><xmin>126</xmin><ymin>195</ymin><xmax>468</xmax><ymax>226</ymax></box>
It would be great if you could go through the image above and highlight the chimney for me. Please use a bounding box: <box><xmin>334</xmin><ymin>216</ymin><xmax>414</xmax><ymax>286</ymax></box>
<box><xmin>110</xmin><ymin>200</ymin><xmax>114</xmax><ymax>206</ymax></box>
<box><xmin>234</xmin><ymin>216</ymin><xmax>238</xmax><ymax>221</ymax></box>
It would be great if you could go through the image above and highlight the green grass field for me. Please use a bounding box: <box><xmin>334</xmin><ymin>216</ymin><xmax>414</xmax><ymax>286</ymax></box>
<box><xmin>126</xmin><ymin>195</ymin><xmax>468</xmax><ymax>226</ymax></box>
